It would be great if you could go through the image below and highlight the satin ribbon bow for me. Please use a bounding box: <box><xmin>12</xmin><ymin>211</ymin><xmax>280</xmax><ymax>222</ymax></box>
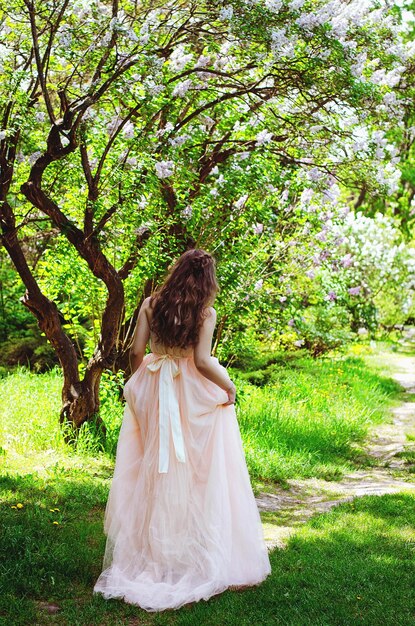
<box><xmin>147</xmin><ymin>354</ymin><xmax>186</xmax><ymax>473</ymax></box>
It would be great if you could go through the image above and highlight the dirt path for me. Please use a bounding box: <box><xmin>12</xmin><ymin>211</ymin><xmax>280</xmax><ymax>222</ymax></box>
<box><xmin>258</xmin><ymin>332</ymin><xmax>415</xmax><ymax>550</ymax></box>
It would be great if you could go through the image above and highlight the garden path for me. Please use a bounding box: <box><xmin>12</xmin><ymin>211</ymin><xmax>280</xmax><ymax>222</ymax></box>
<box><xmin>258</xmin><ymin>329</ymin><xmax>415</xmax><ymax>550</ymax></box>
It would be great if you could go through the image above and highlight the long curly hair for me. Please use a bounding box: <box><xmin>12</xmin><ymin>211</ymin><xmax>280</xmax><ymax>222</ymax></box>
<box><xmin>150</xmin><ymin>249</ymin><xmax>218</xmax><ymax>349</ymax></box>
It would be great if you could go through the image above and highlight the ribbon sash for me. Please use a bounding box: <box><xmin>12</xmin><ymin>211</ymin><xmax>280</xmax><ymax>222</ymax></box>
<box><xmin>147</xmin><ymin>355</ymin><xmax>186</xmax><ymax>473</ymax></box>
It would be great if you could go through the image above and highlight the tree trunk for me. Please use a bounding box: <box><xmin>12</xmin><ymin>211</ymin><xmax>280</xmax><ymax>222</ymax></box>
<box><xmin>60</xmin><ymin>364</ymin><xmax>105</xmax><ymax>432</ymax></box>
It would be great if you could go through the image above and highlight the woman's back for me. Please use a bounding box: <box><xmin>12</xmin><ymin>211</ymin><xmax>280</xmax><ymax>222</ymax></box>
<box><xmin>146</xmin><ymin>302</ymin><xmax>195</xmax><ymax>358</ymax></box>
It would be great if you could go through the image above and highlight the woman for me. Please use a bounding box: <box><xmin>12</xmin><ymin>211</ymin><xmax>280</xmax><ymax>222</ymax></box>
<box><xmin>93</xmin><ymin>248</ymin><xmax>271</xmax><ymax>612</ymax></box>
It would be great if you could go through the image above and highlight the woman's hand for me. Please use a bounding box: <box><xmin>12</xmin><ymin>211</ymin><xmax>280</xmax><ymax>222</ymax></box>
<box><xmin>223</xmin><ymin>381</ymin><xmax>236</xmax><ymax>406</ymax></box>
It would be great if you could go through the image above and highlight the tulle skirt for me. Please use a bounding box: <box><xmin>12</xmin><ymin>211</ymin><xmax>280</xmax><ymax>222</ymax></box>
<box><xmin>93</xmin><ymin>353</ymin><xmax>271</xmax><ymax>611</ymax></box>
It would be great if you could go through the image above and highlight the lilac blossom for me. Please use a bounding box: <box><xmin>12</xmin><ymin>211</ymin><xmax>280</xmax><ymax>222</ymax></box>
<box><xmin>253</xmin><ymin>223</ymin><xmax>264</xmax><ymax>234</ymax></box>
<box><xmin>265</xmin><ymin>0</ymin><xmax>282</xmax><ymax>11</ymax></box>
<box><xmin>235</xmin><ymin>194</ymin><xmax>248</xmax><ymax>209</ymax></box>
<box><xmin>122</xmin><ymin>121</ymin><xmax>135</xmax><ymax>138</ymax></box>
<box><xmin>155</xmin><ymin>160</ymin><xmax>174</xmax><ymax>178</ymax></box>
<box><xmin>181</xmin><ymin>205</ymin><xmax>192</xmax><ymax>219</ymax></box>
<box><xmin>219</xmin><ymin>6</ymin><xmax>233</xmax><ymax>20</ymax></box>
<box><xmin>300</xmin><ymin>188</ymin><xmax>314</xmax><ymax>204</ymax></box>
<box><xmin>341</xmin><ymin>253</ymin><xmax>353</xmax><ymax>267</ymax></box>
<box><xmin>348</xmin><ymin>286</ymin><xmax>361</xmax><ymax>295</ymax></box>
<box><xmin>172</xmin><ymin>79</ymin><xmax>192</xmax><ymax>97</ymax></box>
<box><xmin>255</xmin><ymin>129</ymin><xmax>273</xmax><ymax>146</ymax></box>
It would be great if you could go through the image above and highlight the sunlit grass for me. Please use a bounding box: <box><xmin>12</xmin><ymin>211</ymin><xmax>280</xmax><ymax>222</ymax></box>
<box><xmin>0</xmin><ymin>347</ymin><xmax>413</xmax><ymax>624</ymax></box>
<box><xmin>234</xmin><ymin>355</ymin><xmax>401</xmax><ymax>484</ymax></box>
<box><xmin>0</xmin><ymin>354</ymin><xmax>402</xmax><ymax>487</ymax></box>
<box><xmin>1</xmin><ymin>469</ymin><xmax>414</xmax><ymax>625</ymax></box>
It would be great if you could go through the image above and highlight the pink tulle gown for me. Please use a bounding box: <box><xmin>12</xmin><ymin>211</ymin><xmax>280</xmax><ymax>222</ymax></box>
<box><xmin>93</xmin><ymin>349</ymin><xmax>271</xmax><ymax>612</ymax></box>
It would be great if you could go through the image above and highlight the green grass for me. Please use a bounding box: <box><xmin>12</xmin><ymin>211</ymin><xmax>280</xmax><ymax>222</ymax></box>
<box><xmin>0</xmin><ymin>355</ymin><xmax>402</xmax><ymax>488</ymax></box>
<box><xmin>1</xmin><ymin>466</ymin><xmax>414</xmax><ymax>625</ymax></box>
<box><xmin>234</xmin><ymin>355</ymin><xmax>402</xmax><ymax>485</ymax></box>
<box><xmin>0</xmin><ymin>349</ymin><xmax>413</xmax><ymax>625</ymax></box>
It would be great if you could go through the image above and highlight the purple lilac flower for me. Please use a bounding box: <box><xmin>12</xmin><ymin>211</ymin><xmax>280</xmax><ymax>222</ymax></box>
<box><xmin>348</xmin><ymin>286</ymin><xmax>361</xmax><ymax>296</ymax></box>
<box><xmin>341</xmin><ymin>253</ymin><xmax>353</xmax><ymax>268</ymax></box>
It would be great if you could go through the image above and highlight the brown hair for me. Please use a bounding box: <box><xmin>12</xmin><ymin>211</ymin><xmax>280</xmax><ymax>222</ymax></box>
<box><xmin>150</xmin><ymin>249</ymin><xmax>218</xmax><ymax>349</ymax></box>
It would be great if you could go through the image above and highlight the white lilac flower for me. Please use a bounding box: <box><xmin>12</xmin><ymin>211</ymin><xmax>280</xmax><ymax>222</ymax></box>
<box><xmin>289</xmin><ymin>0</ymin><xmax>305</xmax><ymax>10</ymax></box>
<box><xmin>172</xmin><ymin>79</ymin><xmax>193</xmax><ymax>97</ymax></box>
<box><xmin>271</xmin><ymin>27</ymin><xmax>288</xmax><ymax>48</ymax></box>
<box><xmin>300</xmin><ymin>188</ymin><xmax>314</xmax><ymax>204</ymax></box>
<box><xmin>181</xmin><ymin>205</ymin><xmax>193</xmax><ymax>219</ymax></box>
<box><xmin>169</xmin><ymin>47</ymin><xmax>193</xmax><ymax>72</ymax></box>
<box><xmin>58</xmin><ymin>27</ymin><xmax>72</xmax><ymax>48</ymax></box>
<box><xmin>122</xmin><ymin>121</ymin><xmax>135</xmax><ymax>138</ymax></box>
<box><xmin>309</xmin><ymin>125</ymin><xmax>323</xmax><ymax>134</ymax></box>
<box><xmin>156</xmin><ymin>122</ymin><xmax>174</xmax><ymax>137</ymax></box>
<box><xmin>255</xmin><ymin>129</ymin><xmax>273</xmax><ymax>146</ymax></box>
<box><xmin>126</xmin><ymin>156</ymin><xmax>138</xmax><ymax>167</ymax></box>
<box><xmin>254</xmin><ymin>279</ymin><xmax>263</xmax><ymax>290</ymax></box>
<box><xmin>137</xmin><ymin>196</ymin><xmax>148</xmax><ymax>210</ymax></box>
<box><xmin>28</xmin><ymin>151</ymin><xmax>42</xmax><ymax>164</ymax></box>
<box><xmin>126</xmin><ymin>28</ymin><xmax>139</xmax><ymax>42</ymax></box>
<box><xmin>219</xmin><ymin>6</ymin><xmax>234</xmax><ymax>20</ymax></box>
<box><xmin>265</xmin><ymin>0</ymin><xmax>282</xmax><ymax>12</ymax></box>
<box><xmin>146</xmin><ymin>81</ymin><xmax>165</xmax><ymax>96</ymax></box>
<box><xmin>155</xmin><ymin>160</ymin><xmax>174</xmax><ymax>178</ymax></box>
<box><xmin>306</xmin><ymin>269</ymin><xmax>315</xmax><ymax>279</ymax></box>
<box><xmin>307</xmin><ymin>167</ymin><xmax>324</xmax><ymax>182</ymax></box>
<box><xmin>200</xmin><ymin>115</ymin><xmax>215</xmax><ymax>129</ymax></box>
<box><xmin>235</xmin><ymin>194</ymin><xmax>248</xmax><ymax>209</ymax></box>
<box><xmin>107</xmin><ymin>117</ymin><xmax>122</xmax><ymax>134</ymax></box>
<box><xmin>253</xmin><ymin>223</ymin><xmax>264</xmax><ymax>234</ymax></box>
<box><xmin>169</xmin><ymin>134</ymin><xmax>190</xmax><ymax>147</ymax></box>
<box><xmin>196</xmin><ymin>55</ymin><xmax>211</xmax><ymax>68</ymax></box>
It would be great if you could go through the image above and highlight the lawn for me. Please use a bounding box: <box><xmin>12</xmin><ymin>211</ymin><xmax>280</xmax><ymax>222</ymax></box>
<box><xmin>0</xmin><ymin>349</ymin><xmax>413</xmax><ymax>625</ymax></box>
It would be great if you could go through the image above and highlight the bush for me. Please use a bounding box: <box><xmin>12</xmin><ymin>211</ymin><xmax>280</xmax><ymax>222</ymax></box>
<box><xmin>295</xmin><ymin>305</ymin><xmax>354</xmax><ymax>356</ymax></box>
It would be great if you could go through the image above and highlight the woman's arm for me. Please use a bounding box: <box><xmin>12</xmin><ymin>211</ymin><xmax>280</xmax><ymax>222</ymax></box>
<box><xmin>129</xmin><ymin>297</ymin><xmax>151</xmax><ymax>374</ymax></box>
<box><xmin>194</xmin><ymin>307</ymin><xmax>236</xmax><ymax>405</ymax></box>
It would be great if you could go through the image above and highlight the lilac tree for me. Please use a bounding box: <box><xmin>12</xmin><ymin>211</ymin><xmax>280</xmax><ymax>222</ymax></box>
<box><xmin>0</xmin><ymin>0</ymin><xmax>411</xmax><ymax>426</ymax></box>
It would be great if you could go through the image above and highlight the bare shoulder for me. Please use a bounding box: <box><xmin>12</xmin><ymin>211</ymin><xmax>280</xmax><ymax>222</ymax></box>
<box><xmin>141</xmin><ymin>296</ymin><xmax>153</xmax><ymax>322</ymax></box>
<box><xmin>204</xmin><ymin>306</ymin><xmax>217</xmax><ymax>323</ymax></box>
